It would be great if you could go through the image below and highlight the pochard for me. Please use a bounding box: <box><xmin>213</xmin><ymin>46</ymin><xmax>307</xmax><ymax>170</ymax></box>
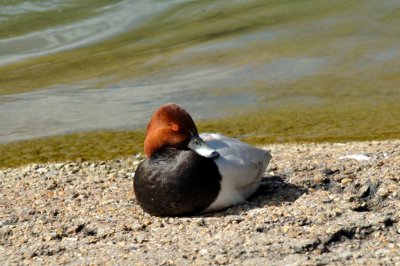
<box><xmin>134</xmin><ymin>103</ymin><xmax>271</xmax><ymax>216</ymax></box>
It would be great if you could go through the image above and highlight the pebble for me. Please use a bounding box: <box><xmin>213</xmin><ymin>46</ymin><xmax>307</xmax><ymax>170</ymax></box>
<box><xmin>199</xmin><ymin>249</ymin><xmax>208</xmax><ymax>255</ymax></box>
<box><xmin>377</xmin><ymin>186</ymin><xmax>390</xmax><ymax>197</ymax></box>
<box><xmin>341</xmin><ymin>177</ymin><xmax>353</xmax><ymax>185</ymax></box>
<box><xmin>313</xmin><ymin>174</ymin><xmax>327</xmax><ymax>184</ymax></box>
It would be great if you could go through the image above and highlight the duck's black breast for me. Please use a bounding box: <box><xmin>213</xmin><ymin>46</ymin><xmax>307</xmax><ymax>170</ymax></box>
<box><xmin>134</xmin><ymin>149</ymin><xmax>221</xmax><ymax>216</ymax></box>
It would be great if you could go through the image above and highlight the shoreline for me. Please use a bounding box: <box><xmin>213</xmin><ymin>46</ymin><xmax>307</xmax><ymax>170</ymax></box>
<box><xmin>1</xmin><ymin>139</ymin><xmax>399</xmax><ymax>264</ymax></box>
<box><xmin>1</xmin><ymin>115</ymin><xmax>399</xmax><ymax>169</ymax></box>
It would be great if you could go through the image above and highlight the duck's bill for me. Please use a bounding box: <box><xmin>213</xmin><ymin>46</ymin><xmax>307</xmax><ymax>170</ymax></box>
<box><xmin>188</xmin><ymin>135</ymin><xmax>219</xmax><ymax>159</ymax></box>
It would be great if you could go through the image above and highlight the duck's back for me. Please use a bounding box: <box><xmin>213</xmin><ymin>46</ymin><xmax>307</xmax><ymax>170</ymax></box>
<box><xmin>201</xmin><ymin>133</ymin><xmax>271</xmax><ymax>212</ymax></box>
<box><xmin>134</xmin><ymin>149</ymin><xmax>221</xmax><ymax>216</ymax></box>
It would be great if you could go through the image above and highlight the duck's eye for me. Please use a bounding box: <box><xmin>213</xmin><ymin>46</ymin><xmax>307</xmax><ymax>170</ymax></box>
<box><xmin>194</xmin><ymin>139</ymin><xmax>201</xmax><ymax>146</ymax></box>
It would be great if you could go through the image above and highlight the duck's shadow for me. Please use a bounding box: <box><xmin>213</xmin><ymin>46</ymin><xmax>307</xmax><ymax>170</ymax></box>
<box><xmin>251</xmin><ymin>175</ymin><xmax>306</xmax><ymax>205</ymax></box>
<box><xmin>204</xmin><ymin>175</ymin><xmax>306</xmax><ymax>217</ymax></box>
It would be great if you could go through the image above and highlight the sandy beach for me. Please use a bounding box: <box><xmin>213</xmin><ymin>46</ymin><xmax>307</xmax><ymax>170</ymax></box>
<box><xmin>1</xmin><ymin>140</ymin><xmax>399</xmax><ymax>265</ymax></box>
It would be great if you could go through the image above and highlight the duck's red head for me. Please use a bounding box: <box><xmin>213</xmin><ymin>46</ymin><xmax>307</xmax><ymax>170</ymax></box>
<box><xmin>144</xmin><ymin>103</ymin><xmax>219</xmax><ymax>159</ymax></box>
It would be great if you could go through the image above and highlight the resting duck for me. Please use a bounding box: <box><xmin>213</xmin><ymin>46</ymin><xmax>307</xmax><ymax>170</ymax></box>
<box><xmin>134</xmin><ymin>103</ymin><xmax>271</xmax><ymax>216</ymax></box>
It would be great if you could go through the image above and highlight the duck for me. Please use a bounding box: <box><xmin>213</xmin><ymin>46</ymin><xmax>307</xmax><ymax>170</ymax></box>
<box><xmin>133</xmin><ymin>103</ymin><xmax>271</xmax><ymax>216</ymax></box>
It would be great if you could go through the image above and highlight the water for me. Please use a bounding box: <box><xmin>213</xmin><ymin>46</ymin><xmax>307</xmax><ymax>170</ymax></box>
<box><xmin>1</xmin><ymin>0</ymin><xmax>399</xmax><ymax>143</ymax></box>
<box><xmin>0</xmin><ymin>67</ymin><xmax>257</xmax><ymax>142</ymax></box>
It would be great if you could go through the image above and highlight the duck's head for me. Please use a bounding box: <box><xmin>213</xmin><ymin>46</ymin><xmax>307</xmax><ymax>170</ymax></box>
<box><xmin>144</xmin><ymin>103</ymin><xmax>219</xmax><ymax>159</ymax></box>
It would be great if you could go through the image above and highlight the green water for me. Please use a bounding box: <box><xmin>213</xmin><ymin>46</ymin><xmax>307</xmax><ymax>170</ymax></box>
<box><xmin>0</xmin><ymin>0</ymin><xmax>399</xmax><ymax>167</ymax></box>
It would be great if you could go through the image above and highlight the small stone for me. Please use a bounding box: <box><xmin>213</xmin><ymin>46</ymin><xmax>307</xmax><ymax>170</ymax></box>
<box><xmin>307</xmin><ymin>164</ymin><xmax>316</xmax><ymax>170</ymax></box>
<box><xmin>333</xmin><ymin>175</ymin><xmax>345</xmax><ymax>182</ymax></box>
<box><xmin>19</xmin><ymin>246</ymin><xmax>36</xmax><ymax>259</ymax></box>
<box><xmin>358</xmin><ymin>183</ymin><xmax>372</xmax><ymax>198</ymax></box>
<box><xmin>323</xmin><ymin>168</ymin><xmax>339</xmax><ymax>176</ymax></box>
<box><xmin>255</xmin><ymin>225</ymin><xmax>265</xmax><ymax>232</ymax></box>
<box><xmin>321</xmin><ymin>197</ymin><xmax>333</xmax><ymax>204</ymax></box>
<box><xmin>87</xmin><ymin>237</ymin><xmax>99</xmax><ymax>244</ymax></box>
<box><xmin>377</xmin><ymin>186</ymin><xmax>390</xmax><ymax>197</ymax></box>
<box><xmin>47</xmin><ymin>181</ymin><xmax>58</xmax><ymax>190</ymax></box>
<box><xmin>341</xmin><ymin>178</ymin><xmax>353</xmax><ymax>185</ymax></box>
<box><xmin>160</xmin><ymin>259</ymin><xmax>175</xmax><ymax>265</ymax></box>
<box><xmin>314</xmin><ymin>174</ymin><xmax>327</xmax><ymax>184</ymax></box>
<box><xmin>344</xmin><ymin>194</ymin><xmax>355</xmax><ymax>202</ymax></box>
<box><xmin>215</xmin><ymin>254</ymin><xmax>229</xmax><ymax>265</ymax></box>
<box><xmin>143</xmin><ymin>219</ymin><xmax>152</xmax><ymax>226</ymax></box>
<box><xmin>108</xmin><ymin>173</ymin><xmax>117</xmax><ymax>180</ymax></box>
<box><xmin>117</xmin><ymin>241</ymin><xmax>126</xmax><ymax>247</ymax></box>
<box><xmin>196</xmin><ymin>219</ymin><xmax>206</xmax><ymax>226</ymax></box>
<box><xmin>71</xmin><ymin>166</ymin><xmax>80</xmax><ymax>173</ymax></box>
<box><xmin>36</xmin><ymin>167</ymin><xmax>47</xmax><ymax>174</ymax></box>
<box><xmin>384</xmin><ymin>175</ymin><xmax>399</xmax><ymax>181</ymax></box>
<box><xmin>313</xmin><ymin>248</ymin><xmax>323</xmax><ymax>255</ymax></box>
<box><xmin>199</xmin><ymin>249</ymin><xmax>208</xmax><ymax>256</ymax></box>
<box><xmin>351</xmin><ymin>201</ymin><xmax>369</xmax><ymax>212</ymax></box>
<box><xmin>387</xmin><ymin>184</ymin><xmax>399</xmax><ymax>193</ymax></box>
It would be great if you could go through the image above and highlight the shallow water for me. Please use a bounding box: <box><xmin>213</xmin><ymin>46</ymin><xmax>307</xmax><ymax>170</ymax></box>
<box><xmin>1</xmin><ymin>0</ymin><xmax>399</xmax><ymax>143</ymax></box>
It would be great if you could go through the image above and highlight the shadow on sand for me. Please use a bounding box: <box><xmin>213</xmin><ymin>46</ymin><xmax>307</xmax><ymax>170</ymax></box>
<box><xmin>250</xmin><ymin>175</ymin><xmax>307</xmax><ymax>207</ymax></box>
<box><xmin>204</xmin><ymin>175</ymin><xmax>307</xmax><ymax>217</ymax></box>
